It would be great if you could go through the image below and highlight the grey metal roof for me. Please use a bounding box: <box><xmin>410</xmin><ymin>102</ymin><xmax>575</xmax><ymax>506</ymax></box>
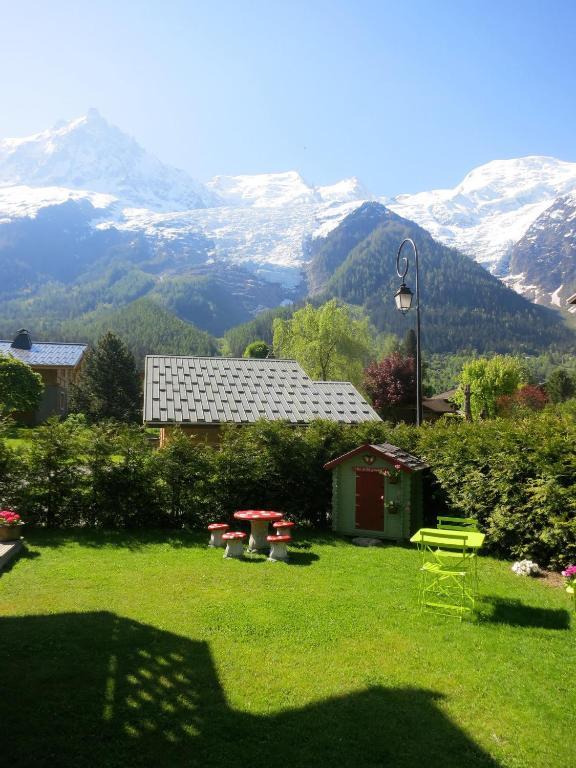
<box><xmin>0</xmin><ymin>341</ymin><xmax>87</xmax><ymax>367</ymax></box>
<box><xmin>371</xmin><ymin>443</ymin><xmax>428</xmax><ymax>471</ymax></box>
<box><xmin>143</xmin><ymin>356</ymin><xmax>381</xmax><ymax>426</ymax></box>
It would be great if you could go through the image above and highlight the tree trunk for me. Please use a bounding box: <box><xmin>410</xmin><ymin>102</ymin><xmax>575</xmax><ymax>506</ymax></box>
<box><xmin>464</xmin><ymin>384</ymin><xmax>472</xmax><ymax>422</ymax></box>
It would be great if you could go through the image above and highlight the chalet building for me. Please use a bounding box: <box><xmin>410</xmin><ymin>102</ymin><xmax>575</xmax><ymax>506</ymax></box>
<box><xmin>0</xmin><ymin>329</ymin><xmax>87</xmax><ymax>424</ymax></box>
<box><xmin>142</xmin><ymin>356</ymin><xmax>381</xmax><ymax>445</ymax></box>
<box><xmin>422</xmin><ymin>389</ymin><xmax>460</xmax><ymax>421</ymax></box>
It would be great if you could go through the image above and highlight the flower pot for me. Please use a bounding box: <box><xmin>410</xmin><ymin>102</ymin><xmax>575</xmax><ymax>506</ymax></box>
<box><xmin>0</xmin><ymin>526</ymin><xmax>23</xmax><ymax>542</ymax></box>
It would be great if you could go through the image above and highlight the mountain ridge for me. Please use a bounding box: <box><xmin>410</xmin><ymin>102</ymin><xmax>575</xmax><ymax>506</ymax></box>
<box><xmin>308</xmin><ymin>202</ymin><xmax>570</xmax><ymax>354</ymax></box>
<box><xmin>0</xmin><ymin>111</ymin><xmax>575</xmax><ymax>341</ymax></box>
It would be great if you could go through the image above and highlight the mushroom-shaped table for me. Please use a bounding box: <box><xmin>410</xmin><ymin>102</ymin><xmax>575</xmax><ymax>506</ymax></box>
<box><xmin>233</xmin><ymin>510</ymin><xmax>284</xmax><ymax>552</ymax></box>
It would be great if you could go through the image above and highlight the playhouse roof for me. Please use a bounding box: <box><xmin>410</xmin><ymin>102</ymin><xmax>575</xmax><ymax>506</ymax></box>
<box><xmin>323</xmin><ymin>443</ymin><xmax>428</xmax><ymax>472</ymax></box>
<box><xmin>143</xmin><ymin>356</ymin><xmax>381</xmax><ymax>426</ymax></box>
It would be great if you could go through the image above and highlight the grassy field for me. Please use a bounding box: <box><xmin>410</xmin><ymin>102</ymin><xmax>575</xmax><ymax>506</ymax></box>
<box><xmin>1</xmin><ymin>530</ymin><xmax>574</xmax><ymax>768</ymax></box>
<box><xmin>3</xmin><ymin>424</ymin><xmax>35</xmax><ymax>450</ymax></box>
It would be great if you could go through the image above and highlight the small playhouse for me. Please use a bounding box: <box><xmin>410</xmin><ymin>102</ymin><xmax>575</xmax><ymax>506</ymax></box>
<box><xmin>324</xmin><ymin>443</ymin><xmax>427</xmax><ymax>541</ymax></box>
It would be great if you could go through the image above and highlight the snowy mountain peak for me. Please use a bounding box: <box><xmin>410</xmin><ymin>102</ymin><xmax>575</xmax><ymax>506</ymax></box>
<box><xmin>456</xmin><ymin>155</ymin><xmax>576</xmax><ymax>200</ymax></box>
<box><xmin>389</xmin><ymin>155</ymin><xmax>576</xmax><ymax>272</ymax></box>
<box><xmin>0</xmin><ymin>111</ymin><xmax>216</xmax><ymax>211</ymax></box>
<box><xmin>317</xmin><ymin>177</ymin><xmax>372</xmax><ymax>203</ymax></box>
<box><xmin>206</xmin><ymin>171</ymin><xmax>370</xmax><ymax>208</ymax></box>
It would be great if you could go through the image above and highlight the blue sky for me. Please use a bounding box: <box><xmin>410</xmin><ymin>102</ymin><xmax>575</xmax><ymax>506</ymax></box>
<box><xmin>1</xmin><ymin>0</ymin><xmax>575</xmax><ymax>195</ymax></box>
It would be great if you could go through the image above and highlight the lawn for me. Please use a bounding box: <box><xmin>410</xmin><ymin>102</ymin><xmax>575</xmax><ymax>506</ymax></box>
<box><xmin>1</xmin><ymin>530</ymin><xmax>574</xmax><ymax>768</ymax></box>
<box><xmin>3</xmin><ymin>425</ymin><xmax>35</xmax><ymax>450</ymax></box>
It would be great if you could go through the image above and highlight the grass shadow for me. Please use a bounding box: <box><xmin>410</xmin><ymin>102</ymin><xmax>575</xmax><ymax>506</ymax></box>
<box><xmin>0</xmin><ymin>611</ymin><xmax>501</xmax><ymax>768</ymax></box>
<box><xmin>287</xmin><ymin>551</ymin><xmax>320</xmax><ymax>566</ymax></box>
<box><xmin>23</xmin><ymin>528</ymin><xmax>340</xmax><ymax>556</ymax></box>
<box><xmin>24</xmin><ymin>528</ymin><xmax>209</xmax><ymax>552</ymax></box>
<box><xmin>0</xmin><ymin>542</ymin><xmax>41</xmax><ymax>577</ymax></box>
<box><xmin>479</xmin><ymin>595</ymin><xmax>571</xmax><ymax>630</ymax></box>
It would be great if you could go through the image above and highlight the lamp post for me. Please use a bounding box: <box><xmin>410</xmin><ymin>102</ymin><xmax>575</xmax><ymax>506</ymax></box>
<box><xmin>394</xmin><ymin>238</ymin><xmax>422</xmax><ymax>426</ymax></box>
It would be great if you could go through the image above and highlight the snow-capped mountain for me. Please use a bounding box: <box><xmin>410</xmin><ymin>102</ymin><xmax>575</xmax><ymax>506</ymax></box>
<box><xmin>207</xmin><ymin>171</ymin><xmax>370</xmax><ymax>208</ymax></box>
<box><xmin>503</xmin><ymin>192</ymin><xmax>576</xmax><ymax>308</ymax></box>
<box><xmin>1</xmin><ymin>112</ymin><xmax>575</xmax><ymax>315</ymax></box>
<box><xmin>388</xmin><ymin>156</ymin><xmax>576</xmax><ymax>278</ymax></box>
<box><xmin>0</xmin><ymin>109</ymin><xmax>217</xmax><ymax>211</ymax></box>
<box><xmin>0</xmin><ymin>113</ymin><xmax>372</xmax><ymax>294</ymax></box>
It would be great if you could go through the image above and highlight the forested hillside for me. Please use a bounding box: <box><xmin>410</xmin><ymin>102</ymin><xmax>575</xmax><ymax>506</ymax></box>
<box><xmin>310</xmin><ymin>203</ymin><xmax>571</xmax><ymax>354</ymax></box>
<box><xmin>223</xmin><ymin>305</ymin><xmax>295</xmax><ymax>357</ymax></box>
<box><xmin>0</xmin><ymin>298</ymin><xmax>218</xmax><ymax>366</ymax></box>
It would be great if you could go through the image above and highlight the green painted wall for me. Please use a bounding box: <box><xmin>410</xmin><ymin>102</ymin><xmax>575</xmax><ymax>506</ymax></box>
<box><xmin>329</xmin><ymin>451</ymin><xmax>424</xmax><ymax>540</ymax></box>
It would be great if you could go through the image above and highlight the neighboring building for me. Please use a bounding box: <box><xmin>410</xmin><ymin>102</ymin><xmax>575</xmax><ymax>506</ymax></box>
<box><xmin>143</xmin><ymin>355</ymin><xmax>381</xmax><ymax>445</ymax></box>
<box><xmin>0</xmin><ymin>329</ymin><xmax>87</xmax><ymax>424</ymax></box>
<box><xmin>324</xmin><ymin>442</ymin><xmax>427</xmax><ymax>540</ymax></box>
<box><xmin>378</xmin><ymin>389</ymin><xmax>460</xmax><ymax>424</ymax></box>
<box><xmin>422</xmin><ymin>388</ymin><xmax>460</xmax><ymax>421</ymax></box>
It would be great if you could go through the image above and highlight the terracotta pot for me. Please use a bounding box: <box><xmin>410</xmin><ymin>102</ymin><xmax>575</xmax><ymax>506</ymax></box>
<box><xmin>0</xmin><ymin>526</ymin><xmax>23</xmax><ymax>542</ymax></box>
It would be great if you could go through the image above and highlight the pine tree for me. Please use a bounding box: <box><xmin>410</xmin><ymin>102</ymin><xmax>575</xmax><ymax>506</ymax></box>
<box><xmin>546</xmin><ymin>368</ymin><xmax>575</xmax><ymax>404</ymax></box>
<box><xmin>401</xmin><ymin>329</ymin><xmax>417</xmax><ymax>359</ymax></box>
<box><xmin>70</xmin><ymin>332</ymin><xmax>141</xmax><ymax>423</ymax></box>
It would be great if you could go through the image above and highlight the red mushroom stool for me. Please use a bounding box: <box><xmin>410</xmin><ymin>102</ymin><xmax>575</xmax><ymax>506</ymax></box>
<box><xmin>208</xmin><ymin>523</ymin><xmax>229</xmax><ymax>548</ymax></box>
<box><xmin>267</xmin><ymin>534</ymin><xmax>291</xmax><ymax>562</ymax></box>
<box><xmin>273</xmin><ymin>520</ymin><xmax>295</xmax><ymax>537</ymax></box>
<box><xmin>222</xmin><ymin>531</ymin><xmax>246</xmax><ymax>559</ymax></box>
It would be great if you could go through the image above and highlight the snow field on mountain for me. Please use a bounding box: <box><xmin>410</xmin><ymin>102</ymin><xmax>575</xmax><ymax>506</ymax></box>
<box><xmin>1</xmin><ymin>113</ymin><xmax>576</xmax><ymax>303</ymax></box>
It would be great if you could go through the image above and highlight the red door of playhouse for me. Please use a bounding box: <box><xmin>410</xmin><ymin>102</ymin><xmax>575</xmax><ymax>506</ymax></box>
<box><xmin>355</xmin><ymin>470</ymin><xmax>384</xmax><ymax>530</ymax></box>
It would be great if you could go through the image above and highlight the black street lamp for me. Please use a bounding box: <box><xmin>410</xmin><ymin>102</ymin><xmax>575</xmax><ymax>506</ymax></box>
<box><xmin>395</xmin><ymin>238</ymin><xmax>422</xmax><ymax>426</ymax></box>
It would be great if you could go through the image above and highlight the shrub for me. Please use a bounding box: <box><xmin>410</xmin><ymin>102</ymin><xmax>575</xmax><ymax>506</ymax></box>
<box><xmin>85</xmin><ymin>424</ymin><xmax>162</xmax><ymax>528</ymax></box>
<box><xmin>417</xmin><ymin>411</ymin><xmax>576</xmax><ymax>568</ymax></box>
<box><xmin>23</xmin><ymin>417</ymin><xmax>89</xmax><ymax>527</ymax></box>
<box><xmin>156</xmin><ymin>428</ymin><xmax>215</xmax><ymax>527</ymax></box>
<box><xmin>5</xmin><ymin>407</ymin><xmax>575</xmax><ymax>568</ymax></box>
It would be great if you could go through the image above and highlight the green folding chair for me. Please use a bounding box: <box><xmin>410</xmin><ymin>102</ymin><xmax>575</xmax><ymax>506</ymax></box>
<box><xmin>567</xmin><ymin>586</ymin><xmax>575</xmax><ymax>613</ymax></box>
<box><xmin>437</xmin><ymin>517</ymin><xmax>480</xmax><ymax>589</ymax></box>
<box><xmin>418</xmin><ymin>531</ymin><xmax>476</xmax><ymax>620</ymax></box>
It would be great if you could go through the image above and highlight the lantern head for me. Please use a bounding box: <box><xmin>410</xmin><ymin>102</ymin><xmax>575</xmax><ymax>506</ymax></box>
<box><xmin>394</xmin><ymin>283</ymin><xmax>413</xmax><ymax>314</ymax></box>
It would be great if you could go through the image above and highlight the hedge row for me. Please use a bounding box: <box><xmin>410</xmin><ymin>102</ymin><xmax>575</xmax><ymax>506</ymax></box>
<box><xmin>1</xmin><ymin>404</ymin><xmax>574</xmax><ymax>568</ymax></box>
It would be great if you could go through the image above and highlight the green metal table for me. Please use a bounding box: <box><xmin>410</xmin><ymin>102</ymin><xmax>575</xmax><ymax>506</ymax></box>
<box><xmin>410</xmin><ymin>528</ymin><xmax>485</xmax><ymax>550</ymax></box>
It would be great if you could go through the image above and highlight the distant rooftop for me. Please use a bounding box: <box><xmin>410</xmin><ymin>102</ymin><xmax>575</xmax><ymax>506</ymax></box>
<box><xmin>143</xmin><ymin>356</ymin><xmax>381</xmax><ymax>426</ymax></box>
<box><xmin>0</xmin><ymin>329</ymin><xmax>87</xmax><ymax>367</ymax></box>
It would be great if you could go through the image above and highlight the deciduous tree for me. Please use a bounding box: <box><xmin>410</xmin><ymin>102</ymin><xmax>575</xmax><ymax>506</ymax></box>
<box><xmin>497</xmin><ymin>384</ymin><xmax>548</xmax><ymax>416</ymax></box>
<box><xmin>363</xmin><ymin>353</ymin><xmax>416</xmax><ymax>411</ymax></box>
<box><xmin>455</xmin><ymin>355</ymin><xmax>526</xmax><ymax>420</ymax></box>
<box><xmin>0</xmin><ymin>354</ymin><xmax>44</xmax><ymax>415</ymax></box>
<box><xmin>243</xmin><ymin>340</ymin><xmax>270</xmax><ymax>359</ymax></box>
<box><xmin>272</xmin><ymin>300</ymin><xmax>373</xmax><ymax>385</ymax></box>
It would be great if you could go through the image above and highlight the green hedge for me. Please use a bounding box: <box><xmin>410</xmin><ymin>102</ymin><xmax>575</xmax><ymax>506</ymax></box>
<box><xmin>1</xmin><ymin>405</ymin><xmax>574</xmax><ymax>568</ymax></box>
<box><xmin>416</xmin><ymin>406</ymin><xmax>576</xmax><ymax>568</ymax></box>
